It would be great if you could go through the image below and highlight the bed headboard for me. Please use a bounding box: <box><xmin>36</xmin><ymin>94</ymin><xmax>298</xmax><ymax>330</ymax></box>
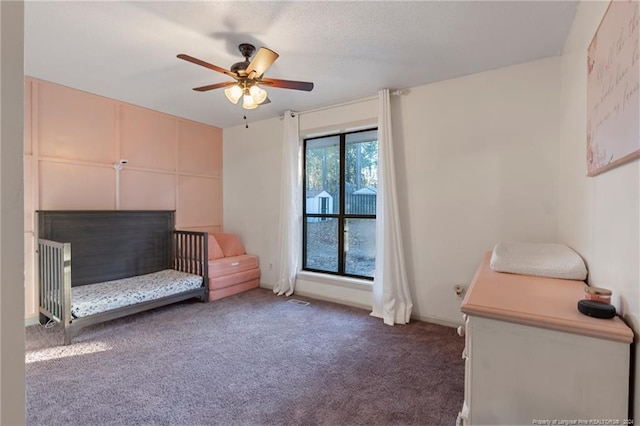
<box><xmin>38</xmin><ymin>210</ymin><xmax>175</xmax><ymax>286</ymax></box>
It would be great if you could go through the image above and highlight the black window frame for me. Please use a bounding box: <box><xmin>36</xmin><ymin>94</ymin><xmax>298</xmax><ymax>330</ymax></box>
<box><xmin>302</xmin><ymin>127</ymin><xmax>378</xmax><ymax>280</ymax></box>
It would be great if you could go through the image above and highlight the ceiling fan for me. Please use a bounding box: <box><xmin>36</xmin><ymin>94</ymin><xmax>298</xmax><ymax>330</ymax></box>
<box><xmin>177</xmin><ymin>43</ymin><xmax>314</xmax><ymax>110</ymax></box>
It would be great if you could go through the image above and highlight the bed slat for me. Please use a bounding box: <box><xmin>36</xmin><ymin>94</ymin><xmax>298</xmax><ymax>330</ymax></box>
<box><xmin>38</xmin><ymin>239</ymin><xmax>71</xmax><ymax>325</ymax></box>
<box><xmin>173</xmin><ymin>230</ymin><xmax>208</xmax><ymax>279</ymax></box>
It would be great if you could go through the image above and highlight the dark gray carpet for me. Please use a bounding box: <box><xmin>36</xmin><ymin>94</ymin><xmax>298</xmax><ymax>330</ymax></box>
<box><xmin>26</xmin><ymin>288</ymin><xmax>464</xmax><ymax>426</ymax></box>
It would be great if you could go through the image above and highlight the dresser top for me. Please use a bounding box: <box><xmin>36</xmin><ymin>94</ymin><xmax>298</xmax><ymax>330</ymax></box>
<box><xmin>461</xmin><ymin>252</ymin><xmax>633</xmax><ymax>343</ymax></box>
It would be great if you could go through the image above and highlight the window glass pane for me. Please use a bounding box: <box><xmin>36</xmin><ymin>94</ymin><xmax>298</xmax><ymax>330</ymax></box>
<box><xmin>305</xmin><ymin>217</ymin><xmax>338</xmax><ymax>273</ymax></box>
<box><xmin>344</xmin><ymin>218</ymin><xmax>376</xmax><ymax>278</ymax></box>
<box><xmin>305</xmin><ymin>136</ymin><xmax>340</xmax><ymax>214</ymax></box>
<box><xmin>345</xmin><ymin>131</ymin><xmax>378</xmax><ymax>215</ymax></box>
<box><xmin>303</xmin><ymin>128</ymin><xmax>377</xmax><ymax>280</ymax></box>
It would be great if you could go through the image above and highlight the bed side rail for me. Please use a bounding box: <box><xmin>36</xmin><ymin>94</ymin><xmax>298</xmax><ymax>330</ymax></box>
<box><xmin>38</xmin><ymin>239</ymin><xmax>72</xmax><ymax>326</ymax></box>
<box><xmin>172</xmin><ymin>231</ymin><xmax>208</xmax><ymax>284</ymax></box>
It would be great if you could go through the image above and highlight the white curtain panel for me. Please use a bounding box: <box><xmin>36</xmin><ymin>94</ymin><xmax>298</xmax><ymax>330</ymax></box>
<box><xmin>273</xmin><ymin>111</ymin><xmax>301</xmax><ymax>296</ymax></box>
<box><xmin>371</xmin><ymin>89</ymin><xmax>413</xmax><ymax>325</ymax></box>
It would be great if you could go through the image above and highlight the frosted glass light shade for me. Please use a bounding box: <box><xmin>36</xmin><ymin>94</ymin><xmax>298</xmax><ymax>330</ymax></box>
<box><xmin>224</xmin><ymin>85</ymin><xmax>243</xmax><ymax>104</ymax></box>
<box><xmin>243</xmin><ymin>94</ymin><xmax>258</xmax><ymax>110</ymax></box>
<box><xmin>249</xmin><ymin>85</ymin><xmax>268</xmax><ymax>104</ymax></box>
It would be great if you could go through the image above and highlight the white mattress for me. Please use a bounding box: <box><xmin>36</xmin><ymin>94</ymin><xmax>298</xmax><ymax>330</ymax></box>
<box><xmin>489</xmin><ymin>241</ymin><xmax>587</xmax><ymax>280</ymax></box>
<box><xmin>71</xmin><ymin>269</ymin><xmax>203</xmax><ymax>318</ymax></box>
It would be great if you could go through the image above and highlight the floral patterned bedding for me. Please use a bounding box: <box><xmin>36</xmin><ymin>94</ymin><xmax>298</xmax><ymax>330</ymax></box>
<box><xmin>71</xmin><ymin>269</ymin><xmax>203</xmax><ymax>318</ymax></box>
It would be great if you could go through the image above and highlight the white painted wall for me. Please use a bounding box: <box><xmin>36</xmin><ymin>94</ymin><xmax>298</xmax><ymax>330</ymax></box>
<box><xmin>0</xmin><ymin>1</ymin><xmax>26</xmax><ymax>424</ymax></box>
<box><xmin>557</xmin><ymin>0</ymin><xmax>639</xmax><ymax>416</ymax></box>
<box><xmin>224</xmin><ymin>116</ymin><xmax>284</xmax><ymax>287</ymax></box>
<box><xmin>224</xmin><ymin>58</ymin><xmax>562</xmax><ymax>324</ymax></box>
<box><xmin>394</xmin><ymin>57</ymin><xmax>562</xmax><ymax>324</ymax></box>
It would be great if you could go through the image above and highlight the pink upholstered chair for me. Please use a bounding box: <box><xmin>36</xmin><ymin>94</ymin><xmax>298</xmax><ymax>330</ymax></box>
<box><xmin>207</xmin><ymin>233</ymin><xmax>260</xmax><ymax>301</ymax></box>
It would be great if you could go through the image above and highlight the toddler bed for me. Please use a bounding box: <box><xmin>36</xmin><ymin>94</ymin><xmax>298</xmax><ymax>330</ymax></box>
<box><xmin>37</xmin><ymin>210</ymin><xmax>209</xmax><ymax>344</ymax></box>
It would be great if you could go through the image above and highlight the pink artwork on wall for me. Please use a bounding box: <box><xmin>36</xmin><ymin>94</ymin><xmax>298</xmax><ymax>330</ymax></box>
<box><xmin>586</xmin><ymin>0</ymin><xmax>639</xmax><ymax>176</ymax></box>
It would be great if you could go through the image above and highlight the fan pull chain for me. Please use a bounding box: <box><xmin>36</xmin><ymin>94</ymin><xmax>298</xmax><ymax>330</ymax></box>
<box><xmin>244</xmin><ymin>115</ymin><xmax>249</xmax><ymax>129</ymax></box>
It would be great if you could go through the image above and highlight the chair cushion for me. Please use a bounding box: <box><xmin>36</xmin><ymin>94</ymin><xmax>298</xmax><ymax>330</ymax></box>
<box><xmin>208</xmin><ymin>236</ymin><xmax>225</xmax><ymax>260</ymax></box>
<box><xmin>212</xmin><ymin>232</ymin><xmax>246</xmax><ymax>258</ymax></box>
<box><xmin>209</xmin><ymin>254</ymin><xmax>259</xmax><ymax>278</ymax></box>
<box><xmin>208</xmin><ymin>268</ymin><xmax>261</xmax><ymax>290</ymax></box>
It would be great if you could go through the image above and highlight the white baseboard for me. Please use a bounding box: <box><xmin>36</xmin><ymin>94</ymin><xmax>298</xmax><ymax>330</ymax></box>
<box><xmin>25</xmin><ymin>316</ymin><xmax>39</xmax><ymax>327</ymax></box>
<box><xmin>292</xmin><ymin>289</ymin><xmax>372</xmax><ymax>312</ymax></box>
<box><xmin>410</xmin><ymin>313</ymin><xmax>462</xmax><ymax>329</ymax></box>
<box><xmin>264</xmin><ymin>281</ymin><xmax>461</xmax><ymax>328</ymax></box>
<box><xmin>259</xmin><ymin>282</ymin><xmax>273</xmax><ymax>290</ymax></box>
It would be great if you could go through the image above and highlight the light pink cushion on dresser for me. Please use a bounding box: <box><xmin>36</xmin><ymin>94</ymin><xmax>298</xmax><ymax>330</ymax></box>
<box><xmin>212</xmin><ymin>232</ymin><xmax>246</xmax><ymax>257</ymax></box>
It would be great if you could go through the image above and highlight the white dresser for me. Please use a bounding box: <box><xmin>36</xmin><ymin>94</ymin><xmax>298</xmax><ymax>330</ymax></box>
<box><xmin>458</xmin><ymin>253</ymin><xmax>633</xmax><ymax>425</ymax></box>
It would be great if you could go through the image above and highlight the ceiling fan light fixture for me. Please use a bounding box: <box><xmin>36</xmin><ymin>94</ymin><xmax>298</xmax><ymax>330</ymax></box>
<box><xmin>249</xmin><ymin>85</ymin><xmax>268</xmax><ymax>105</ymax></box>
<box><xmin>224</xmin><ymin>84</ymin><xmax>243</xmax><ymax>104</ymax></box>
<box><xmin>178</xmin><ymin>43</ymin><xmax>314</xmax><ymax>111</ymax></box>
<box><xmin>242</xmin><ymin>93</ymin><xmax>258</xmax><ymax>110</ymax></box>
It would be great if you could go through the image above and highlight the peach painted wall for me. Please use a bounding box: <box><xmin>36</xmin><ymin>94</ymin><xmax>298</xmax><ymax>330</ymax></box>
<box><xmin>23</xmin><ymin>77</ymin><xmax>223</xmax><ymax>321</ymax></box>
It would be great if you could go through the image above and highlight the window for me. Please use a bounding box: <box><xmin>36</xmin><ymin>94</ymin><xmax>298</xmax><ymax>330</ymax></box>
<box><xmin>303</xmin><ymin>128</ymin><xmax>378</xmax><ymax>279</ymax></box>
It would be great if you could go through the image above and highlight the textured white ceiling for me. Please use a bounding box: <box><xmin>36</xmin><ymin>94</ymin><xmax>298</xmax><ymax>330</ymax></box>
<box><xmin>25</xmin><ymin>1</ymin><xmax>578</xmax><ymax>129</ymax></box>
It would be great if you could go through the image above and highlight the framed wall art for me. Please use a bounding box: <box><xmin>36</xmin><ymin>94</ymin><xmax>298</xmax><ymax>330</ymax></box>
<box><xmin>586</xmin><ymin>0</ymin><xmax>639</xmax><ymax>176</ymax></box>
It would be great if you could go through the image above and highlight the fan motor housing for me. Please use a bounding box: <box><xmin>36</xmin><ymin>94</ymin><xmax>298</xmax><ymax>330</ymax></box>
<box><xmin>232</xmin><ymin>43</ymin><xmax>256</xmax><ymax>76</ymax></box>
<box><xmin>231</xmin><ymin>60</ymin><xmax>250</xmax><ymax>75</ymax></box>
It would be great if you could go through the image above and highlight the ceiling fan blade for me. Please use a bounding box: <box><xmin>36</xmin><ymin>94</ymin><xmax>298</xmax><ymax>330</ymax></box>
<box><xmin>246</xmin><ymin>47</ymin><xmax>279</xmax><ymax>79</ymax></box>
<box><xmin>177</xmin><ymin>54</ymin><xmax>237</xmax><ymax>78</ymax></box>
<box><xmin>261</xmin><ymin>78</ymin><xmax>314</xmax><ymax>91</ymax></box>
<box><xmin>192</xmin><ymin>81</ymin><xmax>236</xmax><ymax>92</ymax></box>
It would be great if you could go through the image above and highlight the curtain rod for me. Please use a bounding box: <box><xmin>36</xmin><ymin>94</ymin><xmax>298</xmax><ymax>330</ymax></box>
<box><xmin>282</xmin><ymin>89</ymin><xmax>407</xmax><ymax>119</ymax></box>
<box><xmin>296</xmin><ymin>95</ymin><xmax>378</xmax><ymax>116</ymax></box>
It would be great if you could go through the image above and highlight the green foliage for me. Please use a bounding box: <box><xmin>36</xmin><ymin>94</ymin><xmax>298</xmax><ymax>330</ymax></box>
<box><xmin>306</xmin><ymin>142</ymin><xmax>340</xmax><ymax>193</ymax></box>
<box><xmin>306</xmin><ymin>137</ymin><xmax>378</xmax><ymax>194</ymax></box>
<box><xmin>346</xmin><ymin>140</ymin><xmax>378</xmax><ymax>190</ymax></box>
